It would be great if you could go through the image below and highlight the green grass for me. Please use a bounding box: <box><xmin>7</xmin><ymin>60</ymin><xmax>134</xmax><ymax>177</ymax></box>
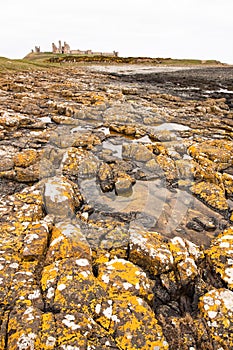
<box><xmin>0</xmin><ymin>56</ymin><xmax>58</xmax><ymax>73</ymax></box>
<box><xmin>0</xmin><ymin>53</ymin><xmax>224</xmax><ymax>73</ymax></box>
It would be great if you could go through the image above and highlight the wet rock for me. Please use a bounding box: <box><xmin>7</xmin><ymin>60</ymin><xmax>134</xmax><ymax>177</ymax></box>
<box><xmin>186</xmin><ymin>219</ymin><xmax>203</xmax><ymax>232</ymax></box>
<box><xmin>115</xmin><ymin>174</ymin><xmax>133</xmax><ymax>196</ymax></box>
<box><xmin>122</xmin><ymin>143</ymin><xmax>154</xmax><ymax>162</ymax></box>
<box><xmin>193</xmin><ymin>215</ymin><xmax>217</xmax><ymax>231</ymax></box>
<box><xmin>1</xmin><ymin>62</ymin><xmax>233</xmax><ymax>348</ymax></box>
<box><xmin>97</xmin><ymin>162</ymin><xmax>115</xmax><ymax>192</ymax></box>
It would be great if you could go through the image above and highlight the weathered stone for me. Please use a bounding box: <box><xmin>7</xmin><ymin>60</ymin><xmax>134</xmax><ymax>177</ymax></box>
<box><xmin>97</xmin><ymin>162</ymin><xmax>114</xmax><ymax>192</ymax></box>
<box><xmin>115</xmin><ymin>175</ymin><xmax>133</xmax><ymax>196</ymax></box>
<box><xmin>15</xmin><ymin>163</ymin><xmax>40</xmax><ymax>182</ymax></box>
<box><xmin>191</xmin><ymin>181</ymin><xmax>228</xmax><ymax>212</ymax></box>
<box><xmin>96</xmin><ymin>294</ymin><xmax>169</xmax><ymax>349</ymax></box>
<box><xmin>206</xmin><ymin>228</ymin><xmax>233</xmax><ymax>289</ymax></box>
<box><xmin>1</xmin><ymin>59</ymin><xmax>233</xmax><ymax>348</ymax></box>
<box><xmin>98</xmin><ymin>258</ymin><xmax>155</xmax><ymax>304</ymax></box>
<box><xmin>199</xmin><ymin>288</ymin><xmax>233</xmax><ymax>348</ymax></box>
<box><xmin>43</xmin><ymin>177</ymin><xmax>76</xmax><ymax>218</ymax></box>
<box><xmin>169</xmin><ymin>236</ymin><xmax>204</xmax><ymax>286</ymax></box>
<box><xmin>129</xmin><ymin>227</ymin><xmax>174</xmax><ymax>276</ymax></box>
<box><xmin>22</xmin><ymin>215</ymin><xmax>54</xmax><ymax>259</ymax></box>
<box><xmin>45</xmin><ymin>220</ymin><xmax>91</xmax><ymax>265</ymax></box>
<box><xmin>13</xmin><ymin>149</ymin><xmax>39</xmax><ymax>168</ymax></box>
<box><xmin>156</xmin><ymin>153</ymin><xmax>178</xmax><ymax>182</ymax></box>
<box><xmin>122</xmin><ymin>143</ymin><xmax>154</xmax><ymax>162</ymax></box>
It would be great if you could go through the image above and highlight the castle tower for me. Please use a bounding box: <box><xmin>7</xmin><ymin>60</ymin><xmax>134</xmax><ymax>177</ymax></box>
<box><xmin>58</xmin><ymin>40</ymin><xmax>62</xmax><ymax>53</ymax></box>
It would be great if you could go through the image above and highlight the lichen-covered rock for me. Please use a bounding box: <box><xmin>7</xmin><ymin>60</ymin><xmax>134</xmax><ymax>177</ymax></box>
<box><xmin>13</xmin><ymin>149</ymin><xmax>39</xmax><ymax>168</ymax></box>
<box><xmin>222</xmin><ymin>172</ymin><xmax>233</xmax><ymax>197</ymax></box>
<box><xmin>43</xmin><ymin>177</ymin><xmax>76</xmax><ymax>218</ymax></box>
<box><xmin>206</xmin><ymin>227</ymin><xmax>233</xmax><ymax>289</ymax></box>
<box><xmin>42</xmin><ymin>257</ymin><xmax>108</xmax><ymax>317</ymax></box>
<box><xmin>169</xmin><ymin>236</ymin><xmax>204</xmax><ymax>286</ymax></box>
<box><xmin>61</xmin><ymin>147</ymin><xmax>88</xmax><ymax>177</ymax></box>
<box><xmin>189</xmin><ymin>139</ymin><xmax>233</xmax><ymax>169</ymax></box>
<box><xmin>83</xmin><ymin>222</ymin><xmax>130</xmax><ymax>265</ymax></box>
<box><xmin>115</xmin><ymin>174</ymin><xmax>133</xmax><ymax>196</ymax></box>
<box><xmin>199</xmin><ymin>288</ymin><xmax>233</xmax><ymax>348</ymax></box>
<box><xmin>96</xmin><ymin>294</ymin><xmax>169</xmax><ymax>349</ymax></box>
<box><xmin>22</xmin><ymin>215</ymin><xmax>54</xmax><ymax>259</ymax></box>
<box><xmin>97</xmin><ymin>258</ymin><xmax>155</xmax><ymax>304</ymax></box>
<box><xmin>7</xmin><ymin>306</ymin><xmax>42</xmax><ymax>350</ymax></box>
<box><xmin>122</xmin><ymin>143</ymin><xmax>154</xmax><ymax>162</ymax></box>
<box><xmin>45</xmin><ymin>220</ymin><xmax>91</xmax><ymax>265</ymax></box>
<box><xmin>191</xmin><ymin>181</ymin><xmax>228</xmax><ymax>212</ymax></box>
<box><xmin>129</xmin><ymin>227</ymin><xmax>174</xmax><ymax>276</ymax></box>
<box><xmin>156</xmin><ymin>153</ymin><xmax>178</xmax><ymax>182</ymax></box>
<box><xmin>15</xmin><ymin>163</ymin><xmax>40</xmax><ymax>182</ymax></box>
<box><xmin>1</xmin><ymin>59</ymin><xmax>233</xmax><ymax>349</ymax></box>
<box><xmin>55</xmin><ymin>310</ymin><xmax>118</xmax><ymax>349</ymax></box>
<box><xmin>97</xmin><ymin>162</ymin><xmax>114</xmax><ymax>192</ymax></box>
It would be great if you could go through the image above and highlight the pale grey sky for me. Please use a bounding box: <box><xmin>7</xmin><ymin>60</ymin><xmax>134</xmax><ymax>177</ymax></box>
<box><xmin>1</xmin><ymin>0</ymin><xmax>233</xmax><ymax>63</ymax></box>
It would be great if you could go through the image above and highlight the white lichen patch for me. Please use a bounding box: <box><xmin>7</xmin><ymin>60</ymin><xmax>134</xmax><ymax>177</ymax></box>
<box><xmin>224</xmin><ymin>267</ymin><xmax>233</xmax><ymax>285</ymax></box>
<box><xmin>47</xmin><ymin>287</ymin><xmax>55</xmax><ymax>299</ymax></box>
<box><xmin>28</xmin><ymin>289</ymin><xmax>41</xmax><ymax>300</ymax></box>
<box><xmin>95</xmin><ymin>304</ymin><xmax>101</xmax><ymax>314</ymax></box>
<box><xmin>44</xmin><ymin>182</ymin><xmax>66</xmax><ymax>203</ymax></box>
<box><xmin>101</xmin><ymin>274</ymin><xmax>110</xmax><ymax>284</ymax></box>
<box><xmin>57</xmin><ymin>284</ymin><xmax>66</xmax><ymax>291</ymax></box>
<box><xmin>75</xmin><ymin>258</ymin><xmax>90</xmax><ymax>267</ymax></box>
<box><xmin>123</xmin><ymin>282</ymin><xmax>133</xmax><ymax>290</ymax></box>
<box><xmin>219</xmin><ymin>289</ymin><xmax>233</xmax><ymax>310</ymax></box>
<box><xmin>80</xmin><ymin>270</ymin><xmax>90</xmax><ymax>278</ymax></box>
<box><xmin>17</xmin><ymin>332</ymin><xmax>37</xmax><ymax>350</ymax></box>
<box><xmin>62</xmin><ymin>316</ymin><xmax>81</xmax><ymax>331</ymax></box>
<box><xmin>50</xmin><ymin>235</ymin><xmax>64</xmax><ymax>247</ymax></box>
<box><xmin>46</xmin><ymin>336</ymin><xmax>56</xmax><ymax>347</ymax></box>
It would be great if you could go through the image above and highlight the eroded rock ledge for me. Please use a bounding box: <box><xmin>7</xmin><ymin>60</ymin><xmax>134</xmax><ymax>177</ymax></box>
<box><xmin>0</xmin><ymin>65</ymin><xmax>233</xmax><ymax>349</ymax></box>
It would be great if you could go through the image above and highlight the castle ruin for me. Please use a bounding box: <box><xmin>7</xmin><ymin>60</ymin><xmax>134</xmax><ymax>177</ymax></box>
<box><xmin>51</xmin><ymin>40</ymin><xmax>118</xmax><ymax>57</ymax></box>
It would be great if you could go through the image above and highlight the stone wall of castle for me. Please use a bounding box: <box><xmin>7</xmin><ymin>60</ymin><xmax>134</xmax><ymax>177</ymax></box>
<box><xmin>52</xmin><ymin>41</ymin><xmax>118</xmax><ymax>57</ymax></box>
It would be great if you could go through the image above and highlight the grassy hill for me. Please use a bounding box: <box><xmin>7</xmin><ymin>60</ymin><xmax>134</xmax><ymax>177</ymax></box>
<box><xmin>0</xmin><ymin>53</ymin><xmax>225</xmax><ymax>73</ymax></box>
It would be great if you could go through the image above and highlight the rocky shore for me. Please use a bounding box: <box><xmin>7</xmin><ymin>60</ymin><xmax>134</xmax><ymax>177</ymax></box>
<box><xmin>0</xmin><ymin>62</ymin><xmax>233</xmax><ymax>349</ymax></box>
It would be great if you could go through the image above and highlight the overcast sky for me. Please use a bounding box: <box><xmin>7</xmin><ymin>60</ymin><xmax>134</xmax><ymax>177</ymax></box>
<box><xmin>1</xmin><ymin>0</ymin><xmax>233</xmax><ymax>63</ymax></box>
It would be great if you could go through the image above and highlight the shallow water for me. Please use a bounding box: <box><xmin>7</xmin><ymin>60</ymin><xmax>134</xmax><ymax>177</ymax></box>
<box><xmin>151</xmin><ymin>123</ymin><xmax>190</xmax><ymax>132</ymax></box>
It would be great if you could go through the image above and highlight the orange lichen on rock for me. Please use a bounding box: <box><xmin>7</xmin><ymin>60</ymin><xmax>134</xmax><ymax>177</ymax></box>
<box><xmin>96</xmin><ymin>294</ymin><xmax>169</xmax><ymax>349</ymax></box>
<box><xmin>45</xmin><ymin>220</ymin><xmax>91</xmax><ymax>265</ymax></box>
<box><xmin>169</xmin><ymin>236</ymin><xmax>204</xmax><ymax>285</ymax></box>
<box><xmin>129</xmin><ymin>227</ymin><xmax>174</xmax><ymax>276</ymax></box>
<box><xmin>97</xmin><ymin>258</ymin><xmax>155</xmax><ymax>304</ymax></box>
<box><xmin>206</xmin><ymin>227</ymin><xmax>233</xmax><ymax>289</ymax></box>
<box><xmin>199</xmin><ymin>288</ymin><xmax>233</xmax><ymax>348</ymax></box>
<box><xmin>191</xmin><ymin>181</ymin><xmax>228</xmax><ymax>211</ymax></box>
<box><xmin>13</xmin><ymin>149</ymin><xmax>39</xmax><ymax>168</ymax></box>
